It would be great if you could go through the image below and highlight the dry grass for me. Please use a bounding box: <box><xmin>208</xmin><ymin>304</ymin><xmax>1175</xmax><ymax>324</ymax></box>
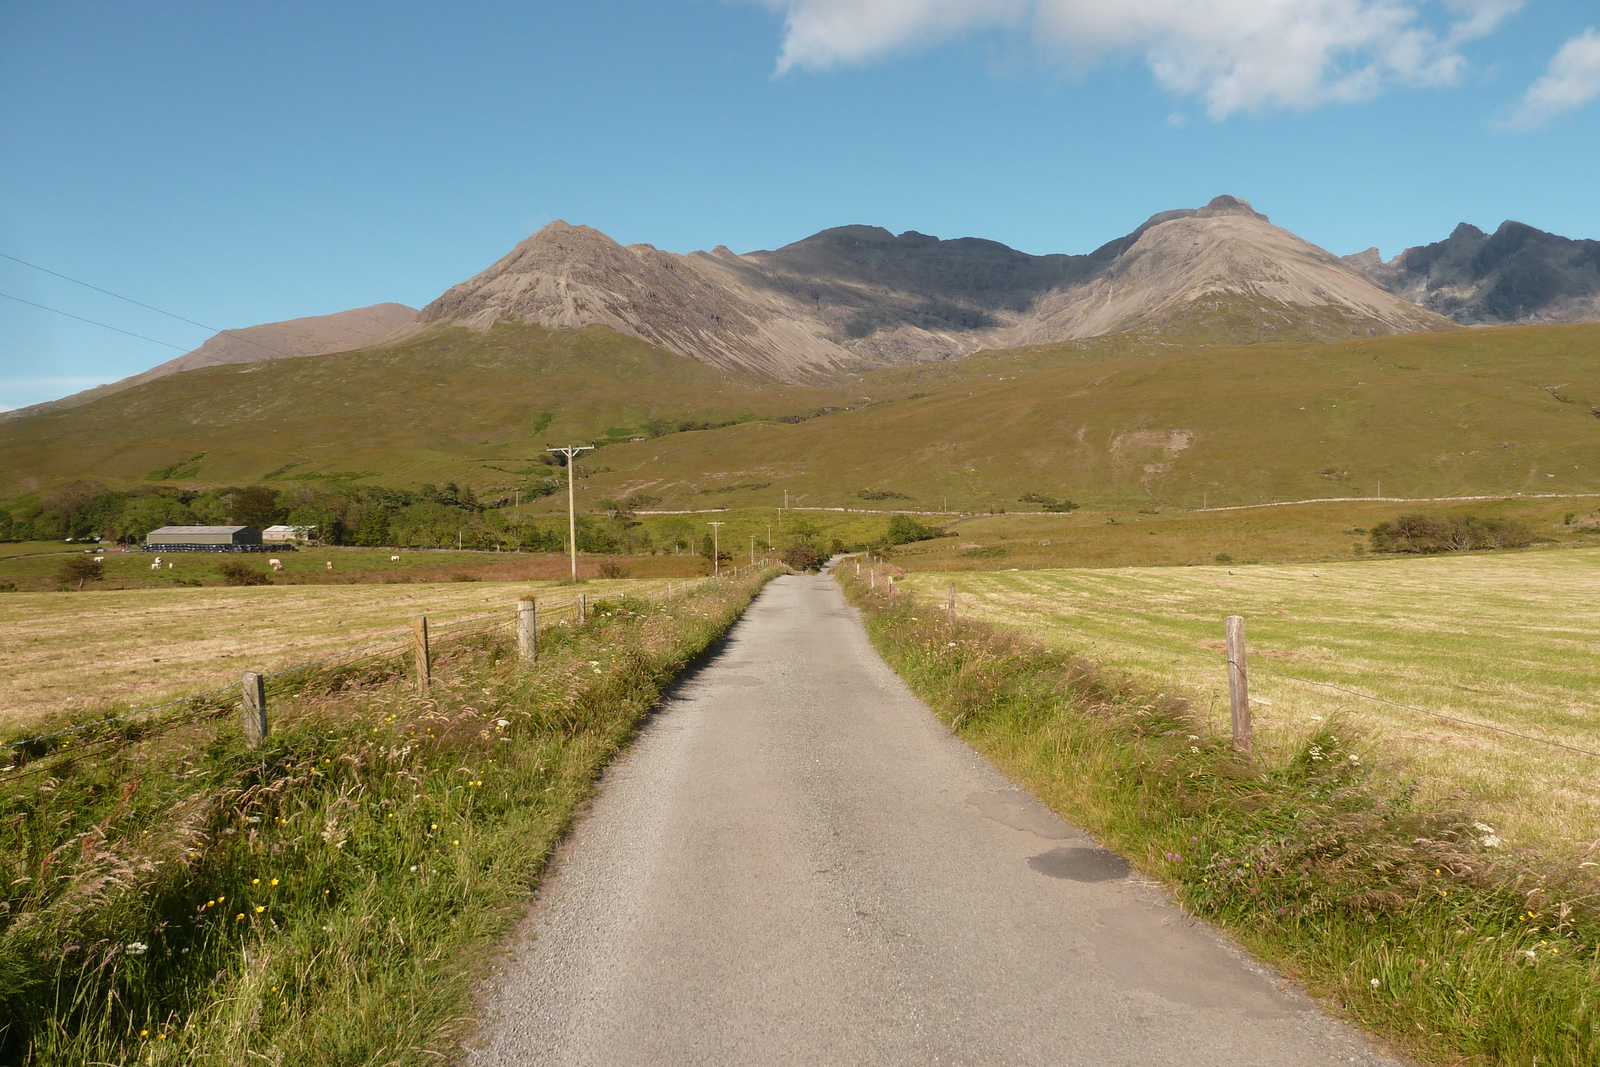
<box><xmin>900</xmin><ymin>548</ymin><xmax>1600</xmax><ymax>859</ymax></box>
<box><xmin>0</xmin><ymin>578</ymin><xmax>663</xmax><ymax>727</ymax></box>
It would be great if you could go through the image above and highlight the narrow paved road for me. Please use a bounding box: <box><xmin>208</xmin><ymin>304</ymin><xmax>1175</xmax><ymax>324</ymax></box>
<box><xmin>468</xmin><ymin>574</ymin><xmax>1398</xmax><ymax>1066</ymax></box>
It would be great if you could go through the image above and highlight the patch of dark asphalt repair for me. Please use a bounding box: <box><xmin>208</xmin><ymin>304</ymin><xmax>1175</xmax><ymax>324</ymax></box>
<box><xmin>1029</xmin><ymin>846</ymin><xmax>1131</xmax><ymax>882</ymax></box>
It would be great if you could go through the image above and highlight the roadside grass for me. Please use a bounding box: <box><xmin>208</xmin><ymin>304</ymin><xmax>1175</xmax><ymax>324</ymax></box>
<box><xmin>0</xmin><ymin>571</ymin><xmax>768</xmax><ymax>1065</ymax></box>
<box><xmin>0</xmin><ymin>577</ymin><xmax>669</xmax><ymax>728</ymax></box>
<box><xmin>842</xmin><ymin>567</ymin><xmax>1600</xmax><ymax>1067</ymax></box>
<box><xmin>896</xmin><ymin>550</ymin><xmax>1600</xmax><ymax>859</ymax></box>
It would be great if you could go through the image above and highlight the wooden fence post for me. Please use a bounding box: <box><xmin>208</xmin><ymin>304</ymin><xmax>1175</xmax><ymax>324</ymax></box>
<box><xmin>870</xmin><ymin>570</ymin><xmax>876</xmax><ymax>590</ymax></box>
<box><xmin>947</xmin><ymin>581</ymin><xmax>956</xmax><ymax>627</ymax></box>
<box><xmin>240</xmin><ymin>671</ymin><xmax>268</xmax><ymax>749</ymax></box>
<box><xmin>414</xmin><ymin>616</ymin><xmax>431</xmax><ymax>697</ymax></box>
<box><xmin>517</xmin><ymin>598</ymin><xmax>536</xmax><ymax>663</ymax></box>
<box><xmin>1225</xmin><ymin>615</ymin><xmax>1251</xmax><ymax>754</ymax></box>
<box><xmin>577</xmin><ymin>593</ymin><xmax>587</xmax><ymax>624</ymax></box>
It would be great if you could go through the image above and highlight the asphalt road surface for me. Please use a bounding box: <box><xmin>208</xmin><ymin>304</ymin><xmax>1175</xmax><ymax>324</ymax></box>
<box><xmin>467</xmin><ymin>573</ymin><xmax>1399</xmax><ymax>1066</ymax></box>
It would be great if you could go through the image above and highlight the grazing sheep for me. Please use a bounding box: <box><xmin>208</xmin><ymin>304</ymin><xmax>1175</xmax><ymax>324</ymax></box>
<box><xmin>326</xmin><ymin>561</ymin><xmax>334</xmax><ymax>570</ymax></box>
<box><xmin>151</xmin><ymin>562</ymin><xmax>161</xmax><ymax>570</ymax></box>
<box><xmin>269</xmin><ymin>558</ymin><xmax>283</xmax><ymax>571</ymax></box>
<box><xmin>391</xmin><ymin>555</ymin><xmax>401</xmax><ymax>561</ymax></box>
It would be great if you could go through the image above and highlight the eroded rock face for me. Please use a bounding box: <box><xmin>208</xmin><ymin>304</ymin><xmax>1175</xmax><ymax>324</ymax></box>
<box><xmin>417</xmin><ymin>197</ymin><xmax>1456</xmax><ymax>381</ymax></box>
<box><xmin>1344</xmin><ymin>220</ymin><xmax>1600</xmax><ymax>326</ymax></box>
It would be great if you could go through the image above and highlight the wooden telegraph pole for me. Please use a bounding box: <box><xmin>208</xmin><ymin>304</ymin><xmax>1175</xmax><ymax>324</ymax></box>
<box><xmin>547</xmin><ymin>444</ymin><xmax>595</xmax><ymax>583</ymax></box>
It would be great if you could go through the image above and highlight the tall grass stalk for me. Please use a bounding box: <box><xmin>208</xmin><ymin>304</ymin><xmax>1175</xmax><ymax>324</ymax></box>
<box><xmin>0</xmin><ymin>574</ymin><xmax>767</xmax><ymax>1065</ymax></box>
<box><xmin>843</xmin><ymin>570</ymin><xmax>1600</xmax><ymax>1067</ymax></box>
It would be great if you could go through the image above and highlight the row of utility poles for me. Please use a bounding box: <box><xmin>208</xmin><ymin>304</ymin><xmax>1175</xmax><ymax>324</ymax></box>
<box><xmin>541</xmin><ymin>444</ymin><xmax>786</xmax><ymax>579</ymax></box>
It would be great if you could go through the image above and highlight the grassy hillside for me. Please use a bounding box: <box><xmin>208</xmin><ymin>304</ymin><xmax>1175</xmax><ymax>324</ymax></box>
<box><xmin>4</xmin><ymin>319</ymin><xmax>1599</xmax><ymax>512</ymax></box>
<box><xmin>0</xmin><ymin>322</ymin><xmax>853</xmax><ymax>496</ymax></box>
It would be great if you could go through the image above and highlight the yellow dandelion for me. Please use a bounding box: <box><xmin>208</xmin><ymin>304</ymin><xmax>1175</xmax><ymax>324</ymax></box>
<box><xmin>140</xmin><ymin>1030</ymin><xmax>148</xmax><ymax>1038</ymax></box>
<box><xmin>235</xmin><ymin>913</ymin><xmax>245</xmax><ymax>921</ymax></box>
<box><xmin>254</xmin><ymin>905</ymin><xmax>266</xmax><ymax>913</ymax></box>
<box><xmin>157</xmin><ymin>1034</ymin><xmax>167</xmax><ymax>1041</ymax></box>
<box><xmin>269</xmin><ymin>878</ymin><xmax>278</xmax><ymax>886</ymax></box>
<box><xmin>251</xmin><ymin>878</ymin><xmax>260</xmax><ymax>885</ymax></box>
<box><xmin>452</xmin><ymin>839</ymin><xmax>460</xmax><ymax>846</ymax></box>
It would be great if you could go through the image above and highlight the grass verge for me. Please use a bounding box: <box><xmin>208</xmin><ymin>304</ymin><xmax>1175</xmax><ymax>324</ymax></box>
<box><xmin>0</xmin><ymin>572</ymin><xmax>769</xmax><ymax>1065</ymax></box>
<box><xmin>842</xmin><ymin>567</ymin><xmax>1600</xmax><ymax>1067</ymax></box>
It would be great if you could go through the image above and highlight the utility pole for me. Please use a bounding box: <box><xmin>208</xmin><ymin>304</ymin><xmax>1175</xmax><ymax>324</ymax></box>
<box><xmin>708</xmin><ymin>521</ymin><xmax>724</xmax><ymax>577</ymax></box>
<box><xmin>749</xmin><ymin>534</ymin><xmax>756</xmax><ymax>564</ymax></box>
<box><xmin>766</xmin><ymin>523</ymin><xmax>772</xmax><ymax>549</ymax></box>
<box><xmin>784</xmin><ymin>489</ymin><xmax>789</xmax><ymax>511</ymax></box>
<box><xmin>547</xmin><ymin>444</ymin><xmax>595</xmax><ymax>582</ymax></box>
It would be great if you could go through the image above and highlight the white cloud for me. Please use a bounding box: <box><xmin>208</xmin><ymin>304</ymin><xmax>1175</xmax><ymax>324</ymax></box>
<box><xmin>1503</xmin><ymin>27</ymin><xmax>1600</xmax><ymax>129</ymax></box>
<box><xmin>762</xmin><ymin>0</ymin><xmax>1520</xmax><ymax>117</ymax></box>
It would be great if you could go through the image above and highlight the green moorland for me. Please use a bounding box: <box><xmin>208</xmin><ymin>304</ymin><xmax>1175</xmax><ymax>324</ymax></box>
<box><xmin>3</xmin><ymin>320</ymin><xmax>1600</xmax><ymax>514</ymax></box>
<box><xmin>846</xmin><ymin>566</ymin><xmax>1600</xmax><ymax>1067</ymax></box>
<box><xmin>0</xmin><ymin>571</ymin><xmax>769</xmax><ymax>1065</ymax></box>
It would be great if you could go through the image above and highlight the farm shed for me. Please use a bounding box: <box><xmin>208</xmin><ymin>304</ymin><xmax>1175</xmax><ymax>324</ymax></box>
<box><xmin>262</xmin><ymin>524</ymin><xmax>314</xmax><ymax>544</ymax></box>
<box><xmin>144</xmin><ymin>526</ymin><xmax>268</xmax><ymax>552</ymax></box>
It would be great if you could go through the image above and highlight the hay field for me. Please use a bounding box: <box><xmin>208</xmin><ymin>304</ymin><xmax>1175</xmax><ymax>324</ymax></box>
<box><xmin>0</xmin><ymin>578</ymin><xmax>659</xmax><ymax>728</ymax></box>
<box><xmin>900</xmin><ymin>548</ymin><xmax>1600</xmax><ymax>855</ymax></box>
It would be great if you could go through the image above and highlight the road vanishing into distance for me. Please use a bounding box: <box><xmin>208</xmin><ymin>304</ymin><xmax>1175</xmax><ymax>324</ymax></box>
<box><xmin>467</xmin><ymin>573</ymin><xmax>1398</xmax><ymax>1066</ymax></box>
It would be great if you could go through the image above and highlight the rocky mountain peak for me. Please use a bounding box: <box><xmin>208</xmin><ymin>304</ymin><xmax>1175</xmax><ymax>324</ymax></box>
<box><xmin>1196</xmin><ymin>195</ymin><xmax>1268</xmax><ymax>221</ymax></box>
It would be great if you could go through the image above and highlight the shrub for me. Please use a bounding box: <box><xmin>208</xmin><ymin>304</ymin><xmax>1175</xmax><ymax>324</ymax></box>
<box><xmin>217</xmin><ymin>560</ymin><xmax>271</xmax><ymax>586</ymax></box>
<box><xmin>597</xmin><ymin>559</ymin><xmax>631</xmax><ymax>579</ymax></box>
<box><xmin>886</xmin><ymin>514</ymin><xmax>941</xmax><ymax>545</ymax></box>
<box><xmin>1369</xmin><ymin>513</ymin><xmax>1535</xmax><ymax>554</ymax></box>
<box><xmin>1214</xmin><ymin>552</ymin><xmax>1233</xmax><ymax>563</ymax></box>
<box><xmin>1018</xmin><ymin>492</ymin><xmax>1079</xmax><ymax>512</ymax></box>
<box><xmin>57</xmin><ymin>555</ymin><xmax>105</xmax><ymax>590</ymax></box>
<box><xmin>450</xmin><ymin>572</ymin><xmax>482</xmax><ymax>582</ymax></box>
<box><xmin>857</xmin><ymin>489</ymin><xmax>911</xmax><ymax>501</ymax></box>
<box><xmin>782</xmin><ymin>544</ymin><xmax>826</xmax><ymax>572</ymax></box>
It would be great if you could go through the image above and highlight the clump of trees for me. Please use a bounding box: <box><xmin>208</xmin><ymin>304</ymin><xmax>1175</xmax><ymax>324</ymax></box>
<box><xmin>1368</xmin><ymin>513</ymin><xmax>1536</xmax><ymax>554</ymax></box>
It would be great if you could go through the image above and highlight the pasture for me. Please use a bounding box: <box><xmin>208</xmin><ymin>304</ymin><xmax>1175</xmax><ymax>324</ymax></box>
<box><xmin>0</xmin><ymin>577</ymin><xmax>663</xmax><ymax>729</ymax></box>
<box><xmin>899</xmin><ymin>548</ymin><xmax>1600</xmax><ymax>856</ymax></box>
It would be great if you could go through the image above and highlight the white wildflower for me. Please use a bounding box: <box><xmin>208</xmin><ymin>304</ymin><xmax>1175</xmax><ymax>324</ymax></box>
<box><xmin>1370</xmin><ymin>978</ymin><xmax>1380</xmax><ymax>988</ymax></box>
<box><xmin>125</xmin><ymin>942</ymin><xmax>148</xmax><ymax>956</ymax></box>
<box><xmin>1473</xmin><ymin>821</ymin><xmax>1495</xmax><ymax>833</ymax></box>
<box><xmin>1480</xmin><ymin>834</ymin><xmax>1502</xmax><ymax>849</ymax></box>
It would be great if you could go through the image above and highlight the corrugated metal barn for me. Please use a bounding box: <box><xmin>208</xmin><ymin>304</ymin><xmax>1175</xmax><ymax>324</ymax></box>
<box><xmin>143</xmin><ymin>526</ymin><xmax>268</xmax><ymax>552</ymax></box>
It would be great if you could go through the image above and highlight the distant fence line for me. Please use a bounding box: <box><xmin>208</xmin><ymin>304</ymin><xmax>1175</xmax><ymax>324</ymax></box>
<box><xmin>1</xmin><ymin>562</ymin><xmax>772</xmax><ymax>781</ymax></box>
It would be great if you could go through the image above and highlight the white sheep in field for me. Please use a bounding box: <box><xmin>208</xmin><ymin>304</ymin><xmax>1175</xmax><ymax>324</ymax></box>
<box><xmin>325</xmin><ymin>561</ymin><xmax>334</xmax><ymax>570</ymax></box>
<box><xmin>150</xmin><ymin>562</ymin><xmax>161</xmax><ymax>570</ymax></box>
<box><xmin>269</xmin><ymin>558</ymin><xmax>283</xmax><ymax>571</ymax></box>
<box><xmin>390</xmin><ymin>555</ymin><xmax>401</xmax><ymax>561</ymax></box>
<box><xmin>93</xmin><ymin>556</ymin><xmax>104</xmax><ymax>562</ymax></box>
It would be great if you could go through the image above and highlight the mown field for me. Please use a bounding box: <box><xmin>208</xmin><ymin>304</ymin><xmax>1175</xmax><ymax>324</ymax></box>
<box><xmin>0</xmin><ymin>576</ymin><xmax>673</xmax><ymax>728</ymax></box>
<box><xmin>898</xmin><ymin>548</ymin><xmax>1600</xmax><ymax>857</ymax></box>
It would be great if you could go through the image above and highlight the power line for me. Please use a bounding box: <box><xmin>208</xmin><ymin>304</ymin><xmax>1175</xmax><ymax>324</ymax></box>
<box><xmin>0</xmin><ymin>290</ymin><xmax>190</xmax><ymax>351</ymax></box>
<box><xmin>0</xmin><ymin>251</ymin><xmax>297</xmax><ymax>360</ymax></box>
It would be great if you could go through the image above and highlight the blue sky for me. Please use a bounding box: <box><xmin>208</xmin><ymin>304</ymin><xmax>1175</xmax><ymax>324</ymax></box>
<box><xmin>2</xmin><ymin>0</ymin><xmax>1597</xmax><ymax>409</ymax></box>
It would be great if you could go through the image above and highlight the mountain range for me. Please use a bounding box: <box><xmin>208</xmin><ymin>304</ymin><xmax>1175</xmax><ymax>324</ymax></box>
<box><xmin>13</xmin><ymin>196</ymin><xmax>1600</xmax><ymax>416</ymax></box>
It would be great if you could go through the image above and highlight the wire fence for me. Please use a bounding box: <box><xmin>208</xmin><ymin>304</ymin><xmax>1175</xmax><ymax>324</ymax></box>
<box><xmin>0</xmin><ymin>564</ymin><xmax>772</xmax><ymax>780</ymax></box>
<box><xmin>857</xmin><ymin>560</ymin><xmax>1600</xmax><ymax>763</ymax></box>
